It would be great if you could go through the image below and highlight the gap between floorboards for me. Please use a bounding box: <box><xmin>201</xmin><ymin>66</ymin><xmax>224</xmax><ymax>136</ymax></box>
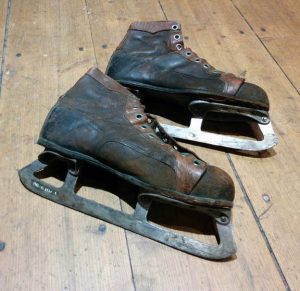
<box><xmin>0</xmin><ymin>0</ymin><xmax>12</xmax><ymax>96</ymax></box>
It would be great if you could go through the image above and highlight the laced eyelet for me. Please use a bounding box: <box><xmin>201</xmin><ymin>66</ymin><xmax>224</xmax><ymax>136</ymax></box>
<box><xmin>176</xmin><ymin>44</ymin><xmax>182</xmax><ymax>50</ymax></box>
<box><xmin>136</xmin><ymin>114</ymin><xmax>143</xmax><ymax>119</ymax></box>
<box><xmin>172</xmin><ymin>24</ymin><xmax>179</xmax><ymax>30</ymax></box>
<box><xmin>174</xmin><ymin>34</ymin><xmax>180</xmax><ymax>40</ymax></box>
<box><xmin>186</xmin><ymin>51</ymin><xmax>192</xmax><ymax>56</ymax></box>
<box><xmin>193</xmin><ymin>159</ymin><xmax>201</xmax><ymax>166</ymax></box>
<box><xmin>203</xmin><ymin>64</ymin><xmax>209</xmax><ymax>69</ymax></box>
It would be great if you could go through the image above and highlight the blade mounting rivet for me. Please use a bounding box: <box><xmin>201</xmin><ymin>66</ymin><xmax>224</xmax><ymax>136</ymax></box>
<box><xmin>220</xmin><ymin>216</ymin><xmax>229</xmax><ymax>223</ymax></box>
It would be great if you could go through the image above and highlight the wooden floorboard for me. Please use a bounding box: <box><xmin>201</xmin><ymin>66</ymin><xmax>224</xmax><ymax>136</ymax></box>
<box><xmin>0</xmin><ymin>1</ymin><xmax>133</xmax><ymax>290</ymax></box>
<box><xmin>0</xmin><ymin>0</ymin><xmax>299</xmax><ymax>290</ymax></box>
<box><xmin>233</xmin><ymin>0</ymin><xmax>300</xmax><ymax>92</ymax></box>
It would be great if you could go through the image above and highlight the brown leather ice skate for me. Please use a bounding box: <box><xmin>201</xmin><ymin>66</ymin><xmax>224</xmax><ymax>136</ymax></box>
<box><xmin>19</xmin><ymin>67</ymin><xmax>236</xmax><ymax>260</ymax></box>
<box><xmin>106</xmin><ymin>21</ymin><xmax>278</xmax><ymax>151</ymax></box>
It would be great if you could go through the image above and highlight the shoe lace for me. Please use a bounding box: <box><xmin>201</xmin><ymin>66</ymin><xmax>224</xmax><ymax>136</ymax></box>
<box><xmin>170</xmin><ymin>28</ymin><xmax>220</xmax><ymax>73</ymax></box>
<box><xmin>146</xmin><ymin>114</ymin><xmax>190</xmax><ymax>153</ymax></box>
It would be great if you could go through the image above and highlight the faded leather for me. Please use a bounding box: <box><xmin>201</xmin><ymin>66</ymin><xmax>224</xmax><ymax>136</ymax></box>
<box><xmin>130</xmin><ymin>21</ymin><xmax>181</xmax><ymax>33</ymax></box>
<box><xmin>38</xmin><ymin>68</ymin><xmax>230</xmax><ymax>199</ymax></box>
<box><xmin>221</xmin><ymin>73</ymin><xmax>244</xmax><ymax>95</ymax></box>
<box><xmin>107</xmin><ymin>21</ymin><xmax>269</xmax><ymax>110</ymax></box>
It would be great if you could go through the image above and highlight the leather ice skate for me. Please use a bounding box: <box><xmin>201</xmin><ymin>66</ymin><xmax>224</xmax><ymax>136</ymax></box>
<box><xmin>106</xmin><ymin>21</ymin><xmax>278</xmax><ymax>151</ymax></box>
<box><xmin>19</xmin><ymin>68</ymin><xmax>236</xmax><ymax>260</ymax></box>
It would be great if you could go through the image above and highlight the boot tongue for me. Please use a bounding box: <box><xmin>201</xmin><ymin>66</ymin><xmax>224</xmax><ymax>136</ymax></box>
<box><xmin>129</xmin><ymin>21</ymin><xmax>181</xmax><ymax>33</ymax></box>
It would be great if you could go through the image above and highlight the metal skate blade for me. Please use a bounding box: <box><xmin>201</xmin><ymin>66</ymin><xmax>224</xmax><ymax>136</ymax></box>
<box><xmin>134</xmin><ymin>200</ymin><xmax>236</xmax><ymax>260</ymax></box>
<box><xmin>162</xmin><ymin>118</ymin><xmax>278</xmax><ymax>151</ymax></box>
<box><xmin>19</xmin><ymin>160</ymin><xmax>235</xmax><ymax>260</ymax></box>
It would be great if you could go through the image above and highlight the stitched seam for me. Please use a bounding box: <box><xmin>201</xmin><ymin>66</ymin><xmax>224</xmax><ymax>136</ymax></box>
<box><xmin>98</xmin><ymin>140</ymin><xmax>176</xmax><ymax>175</ymax></box>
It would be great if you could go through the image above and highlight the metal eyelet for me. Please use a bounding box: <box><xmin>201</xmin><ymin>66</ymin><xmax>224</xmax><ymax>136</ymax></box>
<box><xmin>195</xmin><ymin>58</ymin><xmax>200</xmax><ymax>62</ymax></box>
<box><xmin>136</xmin><ymin>114</ymin><xmax>143</xmax><ymax>119</ymax></box>
<box><xmin>172</xmin><ymin>24</ymin><xmax>179</xmax><ymax>30</ymax></box>
<box><xmin>176</xmin><ymin>44</ymin><xmax>182</xmax><ymax>50</ymax></box>
<box><xmin>181</xmin><ymin>152</ymin><xmax>189</xmax><ymax>157</ymax></box>
<box><xmin>174</xmin><ymin>34</ymin><xmax>180</xmax><ymax>40</ymax></box>
<box><xmin>186</xmin><ymin>51</ymin><xmax>192</xmax><ymax>56</ymax></box>
<box><xmin>173</xmin><ymin>145</ymin><xmax>178</xmax><ymax>150</ymax></box>
<box><xmin>141</xmin><ymin>125</ymin><xmax>147</xmax><ymax>129</ymax></box>
<box><xmin>193</xmin><ymin>159</ymin><xmax>201</xmax><ymax>166</ymax></box>
<box><xmin>203</xmin><ymin>64</ymin><xmax>209</xmax><ymax>69</ymax></box>
<box><xmin>163</xmin><ymin>138</ymin><xmax>168</xmax><ymax>143</ymax></box>
<box><xmin>148</xmin><ymin>133</ymin><xmax>155</xmax><ymax>138</ymax></box>
<box><xmin>133</xmin><ymin>106</ymin><xmax>139</xmax><ymax>109</ymax></box>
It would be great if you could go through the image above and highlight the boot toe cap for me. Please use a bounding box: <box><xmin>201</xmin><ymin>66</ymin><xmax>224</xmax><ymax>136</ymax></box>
<box><xmin>190</xmin><ymin>166</ymin><xmax>235</xmax><ymax>203</ymax></box>
<box><xmin>236</xmin><ymin>82</ymin><xmax>269</xmax><ymax>110</ymax></box>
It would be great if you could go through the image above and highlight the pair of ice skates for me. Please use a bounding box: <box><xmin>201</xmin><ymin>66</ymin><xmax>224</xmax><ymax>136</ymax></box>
<box><xmin>19</xmin><ymin>21</ymin><xmax>278</xmax><ymax>260</ymax></box>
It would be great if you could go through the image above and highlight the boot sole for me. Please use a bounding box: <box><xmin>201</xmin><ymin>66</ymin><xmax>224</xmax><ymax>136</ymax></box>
<box><xmin>118</xmin><ymin>80</ymin><xmax>268</xmax><ymax>110</ymax></box>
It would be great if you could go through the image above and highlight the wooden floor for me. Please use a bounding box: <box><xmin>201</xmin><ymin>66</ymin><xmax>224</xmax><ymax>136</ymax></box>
<box><xmin>0</xmin><ymin>0</ymin><xmax>299</xmax><ymax>290</ymax></box>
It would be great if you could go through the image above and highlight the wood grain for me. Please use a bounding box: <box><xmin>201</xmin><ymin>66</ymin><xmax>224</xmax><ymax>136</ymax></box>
<box><xmin>233</xmin><ymin>0</ymin><xmax>300</xmax><ymax>91</ymax></box>
<box><xmin>0</xmin><ymin>1</ymin><xmax>133</xmax><ymax>290</ymax></box>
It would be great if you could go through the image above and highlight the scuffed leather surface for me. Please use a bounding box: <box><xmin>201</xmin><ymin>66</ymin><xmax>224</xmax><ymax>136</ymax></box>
<box><xmin>191</xmin><ymin>166</ymin><xmax>234</xmax><ymax>202</ymax></box>
<box><xmin>107</xmin><ymin>21</ymin><xmax>269</xmax><ymax>110</ymax></box>
<box><xmin>220</xmin><ymin>73</ymin><xmax>244</xmax><ymax>95</ymax></box>
<box><xmin>38</xmin><ymin>68</ymin><xmax>211</xmax><ymax>195</ymax></box>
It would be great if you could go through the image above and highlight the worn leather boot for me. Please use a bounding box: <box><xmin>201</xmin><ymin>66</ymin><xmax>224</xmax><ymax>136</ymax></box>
<box><xmin>106</xmin><ymin>21</ymin><xmax>277</xmax><ymax>151</ymax></box>
<box><xmin>107</xmin><ymin>20</ymin><xmax>268</xmax><ymax>110</ymax></box>
<box><xmin>19</xmin><ymin>68</ymin><xmax>236</xmax><ymax>259</ymax></box>
<box><xmin>37</xmin><ymin>67</ymin><xmax>234</xmax><ymax>206</ymax></box>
